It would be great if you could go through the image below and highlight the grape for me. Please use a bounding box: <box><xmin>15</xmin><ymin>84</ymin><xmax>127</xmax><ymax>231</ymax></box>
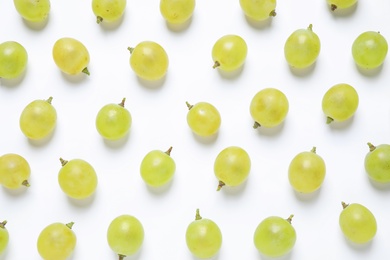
<box><xmin>128</xmin><ymin>41</ymin><xmax>169</xmax><ymax>81</ymax></box>
<box><xmin>253</xmin><ymin>215</ymin><xmax>296</xmax><ymax>258</ymax></box>
<box><xmin>239</xmin><ymin>0</ymin><xmax>277</xmax><ymax>21</ymax></box>
<box><xmin>212</xmin><ymin>34</ymin><xmax>247</xmax><ymax>72</ymax></box>
<box><xmin>339</xmin><ymin>202</ymin><xmax>377</xmax><ymax>244</ymax></box>
<box><xmin>322</xmin><ymin>83</ymin><xmax>359</xmax><ymax>124</ymax></box>
<box><xmin>326</xmin><ymin>0</ymin><xmax>357</xmax><ymax>11</ymax></box>
<box><xmin>288</xmin><ymin>147</ymin><xmax>326</xmax><ymax>193</ymax></box>
<box><xmin>364</xmin><ymin>142</ymin><xmax>390</xmax><ymax>183</ymax></box>
<box><xmin>58</xmin><ymin>158</ymin><xmax>98</xmax><ymax>200</ymax></box>
<box><xmin>186</xmin><ymin>101</ymin><xmax>221</xmax><ymax>137</ymax></box>
<box><xmin>37</xmin><ymin>222</ymin><xmax>76</xmax><ymax>260</ymax></box>
<box><xmin>185</xmin><ymin>209</ymin><xmax>222</xmax><ymax>259</ymax></box>
<box><xmin>214</xmin><ymin>146</ymin><xmax>251</xmax><ymax>190</ymax></box>
<box><xmin>0</xmin><ymin>41</ymin><xmax>28</xmax><ymax>79</ymax></box>
<box><xmin>352</xmin><ymin>31</ymin><xmax>388</xmax><ymax>70</ymax></box>
<box><xmin>52</xmin><ymin>37</ymin><xmax>90</xmax><ymax>75</ymax></box>
<box><xmin>96</xmin><ymin>98</ymin><xmax>132</xmax><ymax>141</ymax></box>
<box><xmin>0</xmin><ymin>220</ymin><xmax>9</xmax><ymax>255</ymax></box>
<box><xmin>92</xmin><ymin>0</ymin><xmax>126</xmax><ymax>24</ymax></box>
<box><xmin>160</xmin><ymin>0</ymin><xmax>195</xmax><ymax>24</ymax></box>
<box><xmin>19</xmin><ymin>96</ymin><xmax>57</xmax><ymax>140</ymax></box>
<box><xmin>13</xmin><ymin>0</ymin><xmax>50</xmax><ymax>22</ymax></box>
<box><xmin>107</xmin><ymin>214</ymin><xmax>144</xmax><ymax>259</ymax></box>
<box><xmin>0</xmin><ymin>153</ymin><xmax>30</xmax><ymax>189</ymax></box>
<box><xmin>249</xmin><ymin>88</ymin><xmax>289</xmax><ymax>128</ymax></box>
<box><xmin>284</xmin><ymin>24</ymin><xmax>321</xmax><ymax>69</ymax></box>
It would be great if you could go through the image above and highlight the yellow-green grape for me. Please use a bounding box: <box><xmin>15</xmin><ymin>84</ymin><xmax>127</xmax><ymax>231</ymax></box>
<box><xmin>250</xmin><ymin>88</ymin><xmax>289</xmax><ymax>128</ymax></box>
<box><xmin>322</xmin><ymin>83</ymin><xmax>359</xmax><ymax>124</ymax></box>
<box><xmin>13</xmin><ymin>0</ymin><xmax>50</xmax><ymax>22</ymax></box>
<box><xmin>37</xmin><ymin>222</ymin><xmax>76</xmax><ymax>260</ymax></box>
<box><xmin>19</xmin><ymin>97</ymin><xmax>57</xmax><ymax>140</ymax></box>
<box><xmin>254</xmin><ymin>215</ymin><xmax>296</xmax><ymax>258</ymax></box>
<box><xmin>239</xmin><ymin>0</ymin><xmax>277</xmax><ymax>21</ymax></box>
<box><xmin>128</xmin><ymin>41</ymin><xmax>169</xmax><ymax>81</ymax></box>
<box><xmin>214</xmin><ymin>146</ymin><xmax>251</xmax><ymax>190</ymax></box>
<box><xmin>160</xmin><ymin>0</ymin><xmax>195</xmax><ymax>24</ymax></box>
<box><xmin>212</xmin><ymin>34</ymin><xmax>247</xmax><ymax>72</ymax></box>
<box><xmin>58</xmin><ymin>158</ymin><xmax>98</xmax><ymax>200</ymax></box>
<box><xmin>107</xmin><ymin>215</ymin><xmax>144</xmax><ymax>260</ymax></box>
<box><xmin>339</xmin><ymin>202</ymin><xmax>377</xmax><ymax>244</ymax></box>
<box><xmin>288</xmin><ymin>147</ymin><xmax>326</xmax><ymax>193</ymax></box>
<box><xmin>365</xmin><ymin>142</ymin><xmax>390</xmax><ymax>183</ymax></box>
<box><xmin>0</xmin><ymin>41</ymin><xmax>28</xmax><ymax>79</ymax></box>
<box><xmin>52</xmin><ymin>37</ymin><xmax>90</xmax><ymax>75</ymax></box>
<box><xmin>186</xmin><ymin>101</ymin><xmax>221</xmax><ymax>137</ymax></box>
<box><xmin>0</xmin><ymin>221</ymin><xmax>9</xmax><ymax>255</ymax></box>
<box><xmin>327</xmin><ymin>0</ymin><xmax>357</xmax><ymax>11</ymax></box>
<box><xmin>284</xmin><ymin>24</ymin><xmax>321</xmax><ymax>69</ymax></box>
<box><xmin>352</xmin><ymin>31</ymin><xmax>388</xmax><ymax>70</ymax></box>
<box><xmin>0</xmin><ymin>153</ymin><xmax>30</xmax><ymax>189</ymax></box>
<box><xmin>185</xmin><ymin>209</ymin><xmax>222</xmax><ymax>259</ymax></box>
<box><xmin>92</xmin><ymin>0</ymin><xmax>126</xmax><ymax>24</ymax></box>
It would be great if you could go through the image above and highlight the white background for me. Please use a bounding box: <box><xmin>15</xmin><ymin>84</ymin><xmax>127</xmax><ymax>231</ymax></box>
<box><xmin>1</xmin><ymin>0</ymin><xmax>390</xmax><ymax>259</ymax></box>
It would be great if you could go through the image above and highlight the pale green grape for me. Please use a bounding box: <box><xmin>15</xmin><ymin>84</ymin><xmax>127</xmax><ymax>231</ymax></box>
<box><xmin>96</xmin><ymin>98</ymin><xmax>132</xmax><ymax>140</ymax></box>
<box><xmin>327</xmin><ymin>0</ymin><xmax>357</xmax><ymax>11</ymax></box>
<box><xmin>322</xmin><ymin>83</ymin><xmax>359</xmax><ymax>124</ymax></box>
<box><xmin>160</xmin><ymin>0</ymin><xmax>195</xmax><ymax>24</ymax></box>
<box><xmin>250</xmin><ymin>88</ymin><xmax>289</xmax><ymax>128</ymax></box>
<box><xmin>186</xmin><ymin>101</ymin><xmax>221</xmax><ymax>137</ymax></box>
<box><xmin>92</xmin><ymin>0</ymin><xmax>126</xmax><ymax>24</ymax></box>
<box><xmin>107</xmin><ymin>215</ymin><xmax>144</xmax><ymax>259</ymax></box>
<box><xmin>212</xmin><ymin>34</ymin><xmax>247</xmax><ymax>71</ymax></box>
<box><xmin>214</xmin><ymin>146</ymin><xmax>251</xmax><ymax>190</ymax></box>
<box><xmin>239</xmin><ymin>0</ymin><xmax>277</xmax><ymax>21</ymax></box>
<box><xmin>128</xmin><ymin>41</ymin><xmax>169</xmax><ymax>81</ymax></box>
<box><xmin>0</xmin><ymin>41</ymin><xmax>28</xmax><ymax>79</ymax></box>
<box><xmin>339</xmin><ymin>202</ymin><xmax>377</xmax><ymax>244</ymax></box>
<box><xmin>352</xmin><ymin>31</ymin><xmax>388</xmax><ymax>69</ymax></box>
<box><xmin>0</xmin><ymin>221</ymin><xmax>9</xmax><ymax>255</ymax></box>
<box><xmin>364</xmin><ymin>142</ymin><xmax>390</xmax><ymax>183</ymax></box>
<box><xmin>19</xmin><ymin>97</ymin><xmax>57</xmax><ymax>140</ymax></box>
<box><xmin>13</xmin><ymin>0</ymin><xmax>50</xmax><ymax>22</ymax></box>
<box><xmin>254</xmin><ymin>215</ymin><xmax>296</xmax><ymax>258</ymax></box>
<box><xmin>284</xmin><ymin>24</ymin><xmax>321</xmax><ymax>69</ymax></box>
<box><xmin>288</xmin><ymin>147</ymin><xmax>326</xmax><ymax>193</ymax></box>
<box><xmin>37</xmin><ymin>222</ymin><xmax>76</xmax><ymax>260</ymax></box>
<box><xmin>0</xmin><ymin>153</ymin><xmax>30</xmax><ymax>189</ymax></box>
<box><xmin>52</xmin><ymin>37</ymin><xmax>90</xmax><ymax>75</ymax></box>
<box><xmin>186</xmin><ymin>209</ymin><xmax>222</xmax><ymax>259</ymax></box>
<box><xmin>58</xmin><ymin>158</ymin><xmax>98</xmax><ymax>199</ymax></box>
<box><xmin>140</xmin><ymin>147</ymin><xmax>176</xmax><ymax>187</ymax></box>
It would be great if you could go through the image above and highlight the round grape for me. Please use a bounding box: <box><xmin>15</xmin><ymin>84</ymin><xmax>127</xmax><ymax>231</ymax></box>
<box><xmin>239</xmin><ymin>0</ymin><xmax>277</xmax><ymax>21</ymax></box>
<box><xmin>186</xmin><ymin>101</ymin><xmax>221</xmax><ymax>137</ymax></box>
<box><xmin>160</xmin><ymin>0</ymin><xmax>195</xmax><ymax>24</ymax></box>
<box><xmin>0</xmin><ymin>153</ymin><xmax>30</xmax><ymax>189</ymax></box>
<box><xmin>13</xmin><ymin>0</ymin><xmax>50</xmax><ymax>22</ymax></box>
<box><xmin>327</xmin><ymin>0</ymin><xmax>357</xmax><ymax>11</ymax></box>
<box><xmin>364</xmin><ymin>142</ymin><xmax>390</xmax><ymax>183</ymax></box>
<box><xmin>0</xmin><ymin>41</ymin><xmax>28</xmax><ymax>79</ymax></box>
<box><xmin>212</xmin><ymin>34</ymin><xmax>247</xmax><ymax>72</ymax></box>
<box><xmin>92</xmin><ymin>0</ymin><xmax>126</xmax><ymax>24</ymax></box>
<box><xmin>0</xmin><ymin>221</ymin><xmax>9</xmax><ymax>255</ymax></box>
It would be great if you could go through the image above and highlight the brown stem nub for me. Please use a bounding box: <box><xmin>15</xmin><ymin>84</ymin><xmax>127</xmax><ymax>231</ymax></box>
<box><xmin>119</xmin><ymin>98</ymin><xmax>126</xmax><ymax>107</ymax></box>
<box><xmin>195</xmin><ymin>209</ymin><xmax>202</xmax><ymax>220</ymax></box>
<box><xmin>60</xmin><ymin>158</ymin><xmax>68</xmax><ymax>166</ymax></box>
<box><xmin>253</xmin><ymin>121</ymin><xmax>261</xmax><ymax>129</ymax></box>
<box><xmin>165</xmin><ymin>146</ymin><xmax>173</xmax><ymax>156</ymax></box>
<box><xmin>341</xmin><ymin>201</ymin><xmax>349</xmax><ymax>209</ymax></box>
<box><xmin>217</xmin><ymin>180</ymin><xmax>225</xmax><ymax>191</ymax></box>
<box><xmin>96</xmin><ymin>16</ymin><xmax>103</xmax><ymax>24</ymax></box>
<box><xmin>326</xmin><ymin>116</ymin><xmax>334</xmax><ymax>124</ymax></box>
<box><xmin>186</xmin><ymin>101</ymin><xmax>193</xmax><ymax>110</ymax></box>
<box><xmin>367</xmin><ymin>142</ymin><xmax>376</xmax><ymax>152</ymax></box>
<box><xmin>22</xmin><ymin>180</ymin><xmax>30</xmax><ymax>187</ymax></box>
<box><xmin>331</xmin><ymin>4</ymin><xmax>337</xmax><ymax>11</ymax></box>
<box><xmin>118</xmin><ymin>254</ymin><xmax>126</xmax><ymax>260</ymax></box>
<box><xmin>269</xmin><ymin>10</ymin><xmax>277</xmax><ymax>17</ymax></box>
<box><xmin>310</xmin><ymin>147</ymin><xmax>317</xmax><ymax>153</ymax></box>
<box><xmin>66</xmin><ymin>222</ymin><xmax>75</xmax><ymax>229</ymax></box>
<box><xmin>213</xmin><ymin>61</ymin><xmax>220</xmax><ymax>69</ymax></box>
<box><xmin>0</xmin><ymin>220</ymin><xmax>7</xmax><ymax>228</ymax></box>
<box><xmin>82</xmin><ymin>67</ymin><xmax>90</xmax><ymax>76</ymax></box>
<box><xmin>128</xmin><ymin>47</ymin><xmax>134</xmax><ymax>54</ymax></box>
<box><xmin>286</xmin><ymin>214</ymin><xmax>294</xmax><ymax>224</ymax></box>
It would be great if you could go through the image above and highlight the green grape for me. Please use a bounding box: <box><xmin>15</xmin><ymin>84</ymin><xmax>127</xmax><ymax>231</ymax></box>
<box><xmin>0</xmin><ymin>41</ymin><xmax>28</xmax><ymax>79</ymax></box>
<box><xmin>186</xmin><ymin>101</ymin><xmax>221</xmax><ymax>137</ymax></box>
<box><xmin>339</xmin><ymin>202</ymin><xmax>377</xmax><ymax>244</ymax></box>
<box><xmin>352</xmin><ymin>31</ymin><xmax>388</xmax><ymax>69</ymax></box>
<box><xmin>185</xmin><ymin>209</ymin><xmax>222</xmax><ymax>259</ymax></box>
<box><xmin>212</xmin><ymin>34</ymin><xmax>247</xmax><ymax>72</ymax></box>
<box><xmin>19</xmin><ymin>97</ymin><xmax>57</xmax><ymax>140</ymax></box>
<box><xmin>239</xmin><ymin>0</ymin><xmax>277</xmax><ymax>21</ymax></box>
<box><xmin>284</xmin><ymin>24</ymin><xmax>321</xmax><ymax>69</ymax></box>
<box><xmin>58</xmin><ymin>158</ymin><xmax>98</xmax><ymax>200</ymax></box>
<box><xmin>214</xmin><ymin>146</ymin><xmax>251</xmax><ymax>190</ymax></box>
<box><xmin>0</xmin><ymin>153</ymin><xmax>30</xmax><ymax>189</ymax></box>
<box><xmin>0</xmin><ymin>221</ymin><xmax>9</xmax><ymax>255</ymax></box>
<box><xmin>92</xmin><ymin>0</ymin><xmax>126</xmax><ymax>24</ymax></box>
<box><xmin>96</xmin><ymin>98</ymin><xmax>132</xmax><ymax>141</ymax></box>
<box><xmin>254</xmin><ymin>215</ymin><xmax>296</xmax><ymax>258</ymax></box>
<box><xmin>322</xmin><ymin>83</ymin><xmax>359</xmax><ymax>124</ymax></box>
<box><xmin>326</xmin><ymin>0</ymin><xmax>357</xmax><ymax>11</ymax></box>
<box><xmin>107</xmin><ymin>214</ymin><xmax>144</xmax><ymax>259</ymax></box>
<box><xmin>288</xmin><ymin>147</ymin><xmax>326</xmax><ymax>193</ymax></box>
<box><xmin>52</xmin><ymin>37</ymin><xmax>90</xmax><ymax>75</ymax></box>
<box><xmin>364</xmin><ymin>142</ymin><xmax>390</xmax><ymax>183</ymax></box>
<box><xmin>13</xmin><ymin>0</ymin><xmax>50</xmax><ymax>22</ymax></box>
<box><xmin>128</xmin><ymin>41</ymin><xmax>169</xmax><ymax>81</ymax></box>
<box><xmin>160</xmin><ymin>0</ymin><xmax>195</xmax><ymax>24</ymax></box>
<box><xmin>249</xmin><ymin>88</ymin><xmax>289</xmax><ymax>128</ymax></box>
<box><xmin>37</xmin><ymin>222</ymin><xmax>76</xmax><ymax>260</ymax></box>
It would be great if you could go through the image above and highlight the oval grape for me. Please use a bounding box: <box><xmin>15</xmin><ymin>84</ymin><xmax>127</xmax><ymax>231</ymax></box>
<box><xmin>239</xmin><ymin>0</ymin><xmax>277</xmax><ymax>21</ymax></box>
<box><xmin>352</xmin><ymin>31</ymin><xmax>388</xmax><ymax>69</ymax></box>
<box><xmin>0</xmin><ymin>41</ymin><xmax>28</xmax><ymax>79</ymax></box>
<box><xmin>92</xmin><ymin>0</ymin><xmax>126</xmax><ymax>24</ymax></box>
<box><xmin>212</xmin><ymin>34</ymin><xmax>247</xmax><ymax>72</ymax></box>
<box><xmin>364</xmin><ymin>142</ymin><xmax>390</xmax><ymax>183</ymax></box>
<box><xmin>0</xmin><ymin>153</ymin><xmax>30</xmax><ymax>189</ymax></box>
<box><xmin>0</xmin><ymin>221</ymin><xmax>9</xmax><ymax>255</ymax></box>
<box><xmin>326</xmin><ymin>0</ymin><xmax>357</xmax><ymax>11</ymax></box>
<box><xmin>13</xmin><ymin>0</ymin><xmax>51</xmax><ymax>22</ymax></box>
<box><xmin>186</xmin><ymin>101</ymin><xmax>221</xmax><ymax>137</ymax></box>
<box><xmin>160</xmin><ymin>0</ymin><xmax>195</xmax><ymax>24</ymax></box>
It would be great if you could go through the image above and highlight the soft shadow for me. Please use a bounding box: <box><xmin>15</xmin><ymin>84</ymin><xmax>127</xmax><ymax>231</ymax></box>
<box><xmin>215</xmin><ymin>64</ymin><xmax>245</xmax><ymax>80</ymax></box>
<box><xmin>0</xmin><ymin>68</ymin><xmax>27</xmax><ymax>87</ymax></box>
<box><xmin>98</xmin><ymin>12</ymin><xmax>125</xmax><ymax>31</ymax></box>
<box><xmin>22</xmin><ymin>16</ymin><xmax>50</xmax><ymax>30</ymax></box>
<box><xmin>191</xmin><ymin>251</ymin><xmax>219</xmax><ymax>260</ymax></box>
<box><xmin>136</xmin><ymin>74</ymin><xmax>167</xmax><ymax>89</ymax></box>
<box><xmin>355</xmin><ymin>63</ymin><xmax>383</xmax><ymax>77</ymax></box>
<box><xmin>166</xmin><ymin>16</ymin><xmax>193</xmax><ymax>32</ymax></box>
<box><xmin>103</xmin><ymin>133</ymin><xmax>130</xmax><ymax>149</ymax></box>
<box><xmin>344</xmin><ymin>236</ymin><xmax>374</xmax><ymax>252</ymax></box>
<box><xmin>254</xmin><ymin>121</ymin><xmax>286</xmax><ymax>137</ymax></box>
<box><xmin>145</xmin><ymin>178</ymin><xmax>174</xmax><ymax>196</ymax></box>
<box><xmin>368</xmin><ymin>177</ymin><xmax>390</xmax><ymax>191</ymax></box>
<box><xmin>328</xmin><ymin>2</ymin><xmax>358</xmax><ymax>17</ymax></box>
<box><xmin>288</xmin><ymin>62</ymin><xmax>316</xmax><ymax>77</ymax></box>
<box><xmin>122</xmin><ymin>245</ymin><xmax>143</xmax><ymax>260</ymax></box>
<box><xmin>218</xmin><ymin>179</ymin><xmax>248</xmax><ymax>197</ymax></box>
<box><xmin>244</xmin><ymin>14</ymin><xmax>274</xmax><ymax>30</ymax></box>
<box><xmin>192</xmin><ymin>131</ymin><xmax>219</xmax><ymax>145</ymax></box>
<box><xmin>0</xmin><ymin>248</ymin><xmax>8</xmax><ymax>260</ymax></box>
<box><xmin>60</xmin><ymin>70</ymin><xmax>89</xmax><ymax>84</ymax></box>
<box><xmin>67</xmin><ymin>192</ymin><xmax>96</xmax><ymax>207</ymax></box>
<box><xmin>327</xmin><ymin>116</ymin><xmax>354</xmax><ymax>131</ymax></box>
<box><xmin>27</xmin><ymin>128</ymin><xmax>56</xmax><ymax>147</ymax></box>
<box><xmin>258</xmin><ymin>250</ymin><xmax>293</xmax><ymax>260</ymax></box>
<box><xmin>292</xmin><ymin>188</ymin><xmax>321</xmax><ymax>202</ymax></box>
<box><xmin>1</xmin><ymin>185</ymin><xmax>29</xmax><ymax>197</ymax></box>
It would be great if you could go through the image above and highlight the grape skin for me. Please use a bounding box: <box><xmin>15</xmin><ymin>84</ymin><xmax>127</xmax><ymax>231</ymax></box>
<box><xmin>13</xmin><ymin>0</ymin><xmax>51</xmax><ymax>22</ymax></box>
<box><xmin>186</xmin><ymin>101</ymin><xmax>221</xmax><ymax>137</ymax></box>
<box><xmin>239</xmin><ymin>0</ymin><xmax>277</xmax><ymax>21</ymax></box>
<box><xmin>364</xmin><ymin>143</ymin><xmax>390</xmax><ymax>183</ymax></box>
<box><xmin>92</xmin><ymin>0</ymin><xmax>127</xmax><ymax>24</ymax></box>
<box><xmin>212</xmin><ymin>34</ymin><xmax>248</xmax><ymax>72</ymax></box>
<box><xmin>0</xmin><ymin>153</ymin><xmax>30</xmax><ymax>189</ymax></box>
<box><xmin>0</xmin><ymin>41</ymin><xmax>28</xmax><ymax>79</ymax></box>
<box><xmin>160</xmin><ymin>0</ymin><xmax>195</xmax><ymax>24</ymax></box>
<box><xmin>326</xmin><ymin>0</ymin><xmax>357</xmax><ymax>11</ymax></box>
<box><xmin>0</xmin><ymin>221</ymin><xmax>9</xmax><ymax>255</ymax></box>
<box><xmin>352</xmin><ymin>31</ymin><xmax>388</xmax><ymax>69</ymax></box>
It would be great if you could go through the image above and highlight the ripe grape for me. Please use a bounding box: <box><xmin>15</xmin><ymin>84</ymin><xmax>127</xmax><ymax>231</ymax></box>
<box><xmin>352</xmin><ymin>31</ymin><xmax>388</xmax><ymax>69</ymax></box>
<box><xmin>0</xmin><ymin>41</ymin><xmax>28</xmax><ymax>79</ymax></box>
<box><xmin>288</xmin><ymin>147</ymin><xmax>326</xmax><ymax>193</ymax></box>
<box><xmin>52</xmin><ymin>37</ymin><xmax>90</xmax><ymax>75</ymax></box>
<box><xmin>19</xmin><ymin>96</ymin><xmax>57</xmax><ymax>140</ymax></box>
<box><xmin>92</xmin><ymin>0</ymin><xmax>127</xmax><ymax>24</ymax></box>
<box><xmin>37</xmin><ymin>222</ymin><xmax>76</xmax><ymax>260</ymax></box>
<box><xmin>253</xmin><ymin>215</ymin><xmax>296</xmax><ymax>258</ymax></box>
<box><xmin>339</xmin><ymin>202</ymin><xmax>377</xmax><ymax>244</ymax></box>
<box><xmin>0</xmin><ymin>220</ymin><xmax>9</xmax><ymax>255</ymax></box>
<box><xmin>284</xmin><ymin>24</ymin><xmax>321</xmax><ymax>69</ymax></box>
<box><xmin>326</xmin><ymin>0</ymin><xmax>357</xmax><ymax>11</ymax></box>
<box><xmin>0</xmin><ymin>153</ymin><xmax>30</xmax><ymax>189</ymax></box>
<box><xmin>239</xmin><ymin>0</ymin><xmax>277</xmax><ymax>21</ymax></box>
<box><xmin>160</xmin><ymin>0</ymin><xmax>195</xmax><ymax>24</ymax></box>
<box><xmin>185</xmin><ymin>209</ymin><xmax>222</xmax><ymax>259</ymax></box>
<box><xmin>107</xmin><ymin>215</ymin><xmax>144</xmax><ymax>259</ymax></box>
<box><xmin>186</xmin><ymin>101</ymin><xmax>221</xmax><ymax>137</ymax></box>
<box><xmin>212</xmin><ymin>34</ymin><xmax>247</xmax><ymax>72</ymax></box>
<box><xmin>13</xmin><ymin>0</ymin><xmax>51</xmax><ymax>22</ymax></box>
<box><xmin>214</xmin><ymin>146</ymin><xmax>251</xmax><ymax>190</ymax></box>
<box><xmin>249</xmin><ymin>88</ymin><xmax>289</xmax><ymax>128</ymax></box>
<box><xmin>58</xmin><ymin>158</ymin><xmax>98</xmax><ymax>200</ymax></box>
<box><xmin>364</xmin><ymin>142</ymin><xmax>390</xmax><ymax>183</ymax></box>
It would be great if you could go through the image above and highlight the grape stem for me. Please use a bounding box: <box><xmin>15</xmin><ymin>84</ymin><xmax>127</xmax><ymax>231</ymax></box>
<box><xmin>60</xmin><ymin>158</ymin><xmax>68</xmax><ymax>166</ymax></box>
<box><xmin>119</xmin><ymin>98</ymin><xmax>126</xmax><ymax>107</ymax></box>
<box><xmin>310</xmin><ymin>147</ymin><xmax>317</xmax><ymax>153</ymax></box>
<box><xmin>330</xmin><ymin>4</ymin><xmax>337</xmax><ymax>11</ymax></box>
<box><xmin>127</xmin><ymin>47</ymin><xmax>134</xmax><ymax>54</ymax></box>
<box><xmin>118</xmin><ymin>254</ymin><xmax>126</xmax><ymax>260</ymax></box>
<box><xmin>165</xmin><ymin>146</ymin><xmax>173</xmax><ymax>156</ymax></box>
<box><xmin>46</xmin><ymin>96</ymin><xmax>53</xmax><ymax>104</ymax></box>
<box><xmin>341</xmin><ymin>201</ymin><xmax>349</xmax><ymax>209</ymax></box>
<box><xmin>253</xmin><ymin>122</ymin><xmax>261</xmax><ymax>129</ymax></box>
<box><xmin>195</xmin><ymin>209</ymin><xmax>202</xmax><ymax>220</ymax></box>
<box><xmin>0</xmin><ymin>220</ymin><xmax>7</xmax><ymax>228</ymax></box>
<box><xmin>96</xmin><ymin>16</ymin><xmax>103</xmax><ymax>24</ymax></box>
<box><xmin>217</xmin><ymin>180</ymin><xmax>225</xmax><ymax>191</ymax></box>
<box><xmin>82</xmin><ymin>67</ymin><xmax>90</xmax><ymax>75</ymax></box>
<box><xmin>308</xmin><ymin>24</ymin><xmax>313</xmax><ymax>31</ymax></box>
<box><xmin>186</xmin><ymin>101</ymin><xmax>193</xmax><ymax>110</ymax></box>
<box><xmin>269</xmin><ymin>10</ymin><xmax>277</xmax><ymax>17</ymax></box>
<box><xmin>213</xmin><ymin>61</ymin><xmax>220</xmax><ymax>69</ymax></box>
<box><xmin>326</xmin><ymin>116</ymin><xmax>334</xmax><ymax>124</ymax></box>
<box><xmin>286</xmin><ymin>214</ymin><xmax>294</xmax><ymax>224</ymax></box>
<box><xmin>367</xmin><ymin>142</ymin><xmax>376</xmax><ymax>152</ymax></box>
<box><xmin>22</xmin><ymin>180</ymin><xmax>30</xmax><ymax>187</ymax></box>
<box><xmin>66</xmin><ymin>222</ymin><xmax>75</xmax><ymax>229</ymax></box>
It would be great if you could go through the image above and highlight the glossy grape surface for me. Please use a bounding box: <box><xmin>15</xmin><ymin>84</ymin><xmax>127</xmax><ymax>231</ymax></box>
<box><xmin>160</xmin><ymin>0</ymin><xmax>195</xmax><ymax>24</ymax></box>
<box><xmin>92</xmin><ymin>0</ymin><xmax>126</xmax><ymax>23</ymax></box>
<box><xmin>186</xmin><ymin>101</ymin><xmax>221</xmax><ymax>137</ymax></box>
<box><xmin>0</xmin><ymin>153</ymin><xmax>30</xmax><ymax>189</ymax></box>
<box><xmin>239</xmin><ymin>0</ymin><xmax>277</xmax><ymax>21</ymax></box>
<box><xmin>0</xmin><ymin>221</ymin><xmax>9</xmax><ymax>255</ymax></box>
<box><xmin>352</xmin><ymin>31</ymin><xmax>388</xmax><ymax>69</ymax></box>
<box><xmin>0</xmin><ymin>41</ymin><xmax>28</xmax><ymax>79</ymax></box>
<box><xmin>326</xmin><ymin>0</ymin><xmax>357</xmax><ymax>11</ymax></box>
<box><xmin>365</xmin><ymin>143</ymin><xmax>390</xmax><ymax>183</ymax></box>
<box><xmin>13</xmin><ymin>0</ymin><xmax>50</xmax><ymax>22</ymax></box>
<box><xmin>212</xmin><ymin>34</ymin><xmax>247</xmax><ymax>71</ymax></box>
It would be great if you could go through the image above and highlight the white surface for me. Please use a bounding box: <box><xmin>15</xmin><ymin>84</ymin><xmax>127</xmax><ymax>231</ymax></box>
<box><xmin>1</xmin><ymin>0</ymin><xmax>390</xmax><ymax>259</ymax></box>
